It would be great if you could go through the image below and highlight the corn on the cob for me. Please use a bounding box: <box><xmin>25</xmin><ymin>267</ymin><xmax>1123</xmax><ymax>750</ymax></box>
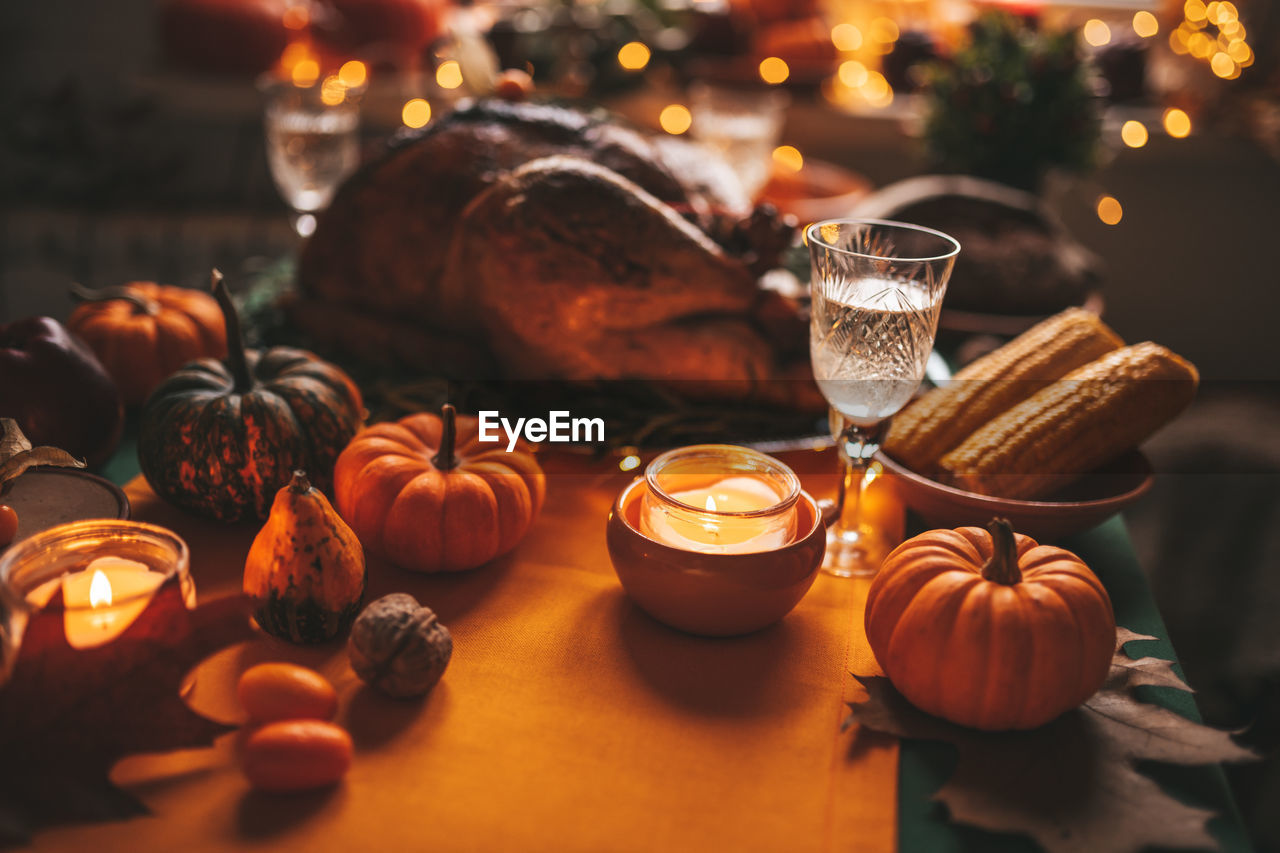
<box><xmin>883</xmin><ymin>308</ymin><xmax>1124</xmax><ymax>471</ymax></box>
<box><xmin>937</xmin><ymin>342</ymin><xmax>1199</xmax><ymax>500</ymax></box>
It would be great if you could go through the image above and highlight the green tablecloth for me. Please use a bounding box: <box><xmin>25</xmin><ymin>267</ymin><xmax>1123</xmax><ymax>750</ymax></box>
<box><xmin>102</xmin><ymin>437</ymin><xmax>1253</xmax><ymax>852</ymax></box>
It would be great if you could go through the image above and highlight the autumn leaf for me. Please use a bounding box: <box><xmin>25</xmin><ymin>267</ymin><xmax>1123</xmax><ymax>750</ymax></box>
<box><xmin>0</xmin><ymin>579</ymin><xmax>253</xmax><ymax>845</ymax></box>
<box><xmin>844</xmin><ymin>628</ymin><xmax>1255</xmax><ymax>853</ymax></box>
<box><xmin>0</xmin><ymin>418</ymin><xmax>85</xmax><ymax>493</ymax></box>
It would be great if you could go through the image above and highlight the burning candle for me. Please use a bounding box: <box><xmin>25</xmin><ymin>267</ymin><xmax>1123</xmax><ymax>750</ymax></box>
<box><xmin>56</xmin><ymin>557</ymin><xmax>167</xmax><ymax>648</ymax></box>
<box><xmin>639</xmin><ymin>445</ymin><xmax>801</xmax><ymax>554</ymax></box>
<box><xmin>0</xmin><ymin>521</ymin><xmax>193</xmax><ymax>673</ymax></box>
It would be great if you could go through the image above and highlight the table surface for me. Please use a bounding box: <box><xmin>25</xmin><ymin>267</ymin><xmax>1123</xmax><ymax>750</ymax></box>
<box><xmin>85</xmin><ymin>436</ymin><xmax>1254</xmax><ymax>853</ymax></box>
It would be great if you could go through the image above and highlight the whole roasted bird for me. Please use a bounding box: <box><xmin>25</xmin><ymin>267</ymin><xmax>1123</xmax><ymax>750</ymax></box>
<box><xmin>293</xmin><ymin>99</ymin><xmax>816</xmax><ymax>408</ymax></box>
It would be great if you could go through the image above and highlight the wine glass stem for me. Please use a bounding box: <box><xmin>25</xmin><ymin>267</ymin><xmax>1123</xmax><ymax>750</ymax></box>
<box><xmin>832</xmin><ymin>419</ymin><xmax>887</xmax><ymax>532</ymax></box>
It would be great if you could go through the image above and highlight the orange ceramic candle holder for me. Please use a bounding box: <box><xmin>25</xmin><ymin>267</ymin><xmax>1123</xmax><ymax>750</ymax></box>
<box><xmin>607</xmin><ymin>477</ymin><xmax>826</xmax><ymax>637</ymax></box>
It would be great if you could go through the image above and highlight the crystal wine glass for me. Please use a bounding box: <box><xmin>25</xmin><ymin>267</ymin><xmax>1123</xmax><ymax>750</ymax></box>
<box><xmin>808</xmin><ymin>219</ymin><xmax>960</xmax><ymax>577</ymax></box>
<box><xmin>261</xmin><ymin>77</ymin><xmax>361</xmax><ymax>238</ymax></box>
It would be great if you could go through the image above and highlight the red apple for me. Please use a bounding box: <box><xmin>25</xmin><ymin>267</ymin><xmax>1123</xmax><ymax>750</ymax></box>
<box><xmin>0</xmin><ymin>318</ymin><xmax>123</xmax><ymax>468</ymax></box>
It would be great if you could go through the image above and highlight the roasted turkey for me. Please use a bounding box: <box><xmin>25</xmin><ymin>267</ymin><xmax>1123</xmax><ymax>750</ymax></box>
<box><xmin>293</xmin><ymin>99</ymin><xmax>816</xmax><ymax>408</ymax></box>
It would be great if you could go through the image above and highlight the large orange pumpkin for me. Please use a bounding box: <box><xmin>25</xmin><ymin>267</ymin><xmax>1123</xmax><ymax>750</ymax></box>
<box><xmin>864</xmin><ymin>518</ymin><xmax>1115</xmax><ymax>731</ymax></box>
<box><xmin>334</xmin><ymin>405</ymin><xmax>545</xmax><ymax>572</ymax></box>
<box><xmin>68</xmin><ymin>282</ymin><xmax>227</xmax><ymax>405</ymax></box>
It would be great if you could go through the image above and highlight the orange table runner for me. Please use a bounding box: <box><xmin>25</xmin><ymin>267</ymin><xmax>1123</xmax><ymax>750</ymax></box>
<box><xmin>35</xmin><ymin>453</ymin><xmax>896</xmax><ymax>853</ymax></box>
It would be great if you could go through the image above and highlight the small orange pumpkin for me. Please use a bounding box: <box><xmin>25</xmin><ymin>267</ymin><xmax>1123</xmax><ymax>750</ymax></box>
<box><xmin>334</xmin><ymin>405</ymin><xmax>545</xmax><ymax>572</ymax></box>
<box><xmin>68</xmin><ymin>282</ymin><xmax>227</xmax><ymax>404</ymax></box>
<box><xmin>864</xmin><ymin>518</ymin><xmax>1115</xmax><ymax>731</ymax></box>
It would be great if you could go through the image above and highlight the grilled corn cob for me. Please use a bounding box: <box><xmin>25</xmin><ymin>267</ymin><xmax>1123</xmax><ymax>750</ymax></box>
<box><xmin>883</xmin><ymin>308</ymin><xmax>1124</xmax><ymax>471</ymax></box>
<box><xmin>938</xmin><ymin>342</ymin><xmax>1199</xmax><ymax>500</ymax></box>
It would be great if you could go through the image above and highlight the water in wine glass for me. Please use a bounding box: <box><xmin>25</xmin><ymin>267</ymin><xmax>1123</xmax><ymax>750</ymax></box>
<box><xmin>265</xmin><ymin>108</ymin><xmax>359</xmax><ymax>213</ymax></box>
<box><xmin>810</xmin><ymin>276</ymin><xmax>943</xmax><ymax>425</ymax></box>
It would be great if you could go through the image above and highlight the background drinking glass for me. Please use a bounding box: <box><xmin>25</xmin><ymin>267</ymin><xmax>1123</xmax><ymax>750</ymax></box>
<box><xmin>689</xmin><ymin>82</ymin><xmax>788</xmax><ymax>200</ymax></box>
<box><xmin>808</xmin><ymin>219</ymin><xmax>959</xmax><ymax>578</ymax></box>
<box><xmin>261</xmin><ymin>76</ymin><xmax>362</xmax><ymax>237</ymax></box>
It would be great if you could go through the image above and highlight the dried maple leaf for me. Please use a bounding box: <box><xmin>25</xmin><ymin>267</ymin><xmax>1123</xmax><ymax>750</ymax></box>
<box><xmin>0</xmin><ymin>418</ymin><xmax>85</xmax><ymax>494</ymax></box>
<box><xmin>0</xmin><ymin>579</ymin><xmax>253</xmax><ymax>844</ymax></box>
<box><xmin>845</xmin><ymin>628</ymin><xmax>1255</xmax><ymax>853</ymax></box>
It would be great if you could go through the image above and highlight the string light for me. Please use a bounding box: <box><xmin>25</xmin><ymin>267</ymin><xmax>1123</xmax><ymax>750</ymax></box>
<box><xmin>1097</xmin><ymin>196</ymin><xmax>1123</xmax><ymax>225</ymax></box>
<box><xmin>320</xmin><ymin>76</ymin><xmax>346</xmax><ymax>106</ymax></box>
<box><xmin>291</xmin><ymin>58</ymin><xmax>319</xmax><ymax>87</ymax></box>
<box><xmin>1132</xmin><ymin>11</ymin><xmax>1159</xmax><ymax>38</ymax></box>
<box><xmin>773</xmin><ymin>145</ymin><xmax>804</xmax><ymax>172</ymax></box>
<box><xmin>618</xmin><ymin>42</ymin><xmax>651</xmax><ymax>71</ymax></box>
<box><xmin>1163</xmin><ymin>108</ymin><xmax>1192</xmax><ymax>138</ymax></box>
<box><xmin>436</xmin><ymin>60</ymin><xmax>463</xmax><ymax>90</ymax></box>
<box><xmin>759</xmin><ymin>57</ymin><xmax>790</xmax><ymax>85</ymax></box>
<box><xmin>869</xmin><ymin>17</ymin><xmax>899</xmax><ymax>43</ymax></box>
<box><xmin>831</xmin><ymin>23</ymin><xmax>863</xmax><ymax>51</ymax></box>
<box><xmin>838</xmin><ymin>60</ymin><xmax>868</xmax><ymax>88</ymax></box>
<box><xmin>1121</xmin><ymin>120</ymin><xmax>1148</xmax><ymax>148</ymax></box>
<box><xmin>1083</xmin><ymin>19</ymin><xmax>1112</xmax><ymax>47</ymax></box>
<box><xmin>338</xmin><ymin>60</ymin><xmax>367</xmax><ymax>88</ymax></box>
<box><xmin>659</xmin><ymin>104</ymin><xmax>692</xmax><ymax>134</ymax></box>
<box><xmin>402</xmin><ymin>98</ymin><xmax>431</xmax><ymax>128</ymax></box>
<box><xmin>1209</xmin><ymin>52</ymin><xmax>1235</xmax><ymax>77</ymax></box>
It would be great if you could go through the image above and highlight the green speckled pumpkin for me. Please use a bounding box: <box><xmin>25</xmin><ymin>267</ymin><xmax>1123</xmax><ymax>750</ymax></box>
<box><xmin>244</xmin><ymin>470</ymin><xmax>367</xmax><ymax>643</ymax></box>
<box><xmin>138</xmin><ymin>271</ymin><xmax>363</xmax><ymax>522</ymax></box>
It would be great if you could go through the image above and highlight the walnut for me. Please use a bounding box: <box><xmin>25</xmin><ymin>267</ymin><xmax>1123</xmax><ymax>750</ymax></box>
<box><xmin>347</xmin><ymin>594</ymin><xmax>452</xmax><ymax>698</ymax></box>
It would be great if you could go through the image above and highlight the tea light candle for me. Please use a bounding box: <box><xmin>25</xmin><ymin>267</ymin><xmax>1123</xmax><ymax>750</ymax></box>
<box><xmin>59</xmin><ymin>557</ymin><xmax>167</xmax><ymax>648</ymax></box>
<box><xmin>640</xmin><ymin>445</ymin><xmax>801</xmax><ymax>554</ymax></box>
<box><xmin>0</xmin><ymin>521</ymin><xmax>193</xmax><ymax>670</ymax></box>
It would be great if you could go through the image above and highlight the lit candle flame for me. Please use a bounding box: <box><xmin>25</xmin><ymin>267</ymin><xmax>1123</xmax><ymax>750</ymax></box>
<box><xmin>89</xmin><ymin>570</ymin><xmax>113</xmax><ymax>608</ymax></box>
<box><xmin>705</xmin><ymin>495</ymin><xmax>717</xmax><ymax>512</ymax></box>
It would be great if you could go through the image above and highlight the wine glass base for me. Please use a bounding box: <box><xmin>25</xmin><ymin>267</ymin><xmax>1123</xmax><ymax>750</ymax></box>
<box><xmin>822</xmin><ymin>525</ymin><xmax>890</xmax><ymax>578</ymax></box>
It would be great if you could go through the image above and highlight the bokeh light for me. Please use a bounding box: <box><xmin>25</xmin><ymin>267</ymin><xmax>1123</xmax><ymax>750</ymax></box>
<box><xmin>1097</xmin><ymin>196</ymin><xmax>1123</xmax><ymax>225</ymax></box>
<box><xmin>1121</xmin><ymin>120</ymin><xmax>1148</xmax><ymax>148</ymax></box>
<box><xmin>320</xmin><ymin>76</ymin><xmax>346</xmax><ymax>106</ymax></box>
<box><xmin>291</xmin><ymin>58</ymin><xmax>319</xmax><ymax>87</ymax></box>
<box><xmin>869</xmin><ymin>17</ymin><xmax>899</xmax><ymax>43</ymax></box>
<box><xmin>436</xmin><ymin>60</ymin><xmax>463</xmax><ymax>90</ymax></box>
<box><xmin>759</xmin><ymin>57</ymin><xmax>790</xmax><ymax>85</ymax></box>
<box><xmin>773</xmin><ymin>145</ymin><xmax>804</xmax><ymax>172</ymax></box>
<box><xmin>402</xmin><ymin>98</ymin><xmax>432</xmax><ymax>128</ymax></box>
<box><xmin>838</xmin><ymin>60</ymin><xmax>868</xmax><ymax>88</ymax></box>
<box><xmin>1083</xmin><ymin>19</ymin><xmax>1112</xmax><ymax>47</ymax></box>
<box><xmin>1132</xmin><ymin>11</ymin><xmax>1159</xmax><ymax>37</ymax></box>
<box><xmin>618</xmin><ymin>42</ymin><xmax>651</xmax><ymax>71</ymax></box>
<box><xmin>831</xmin><ymin>23</ymin><xmax>863</xmax><ymax>51</ymax></box>
<box><xmin>659</xmin><ymin>104</ymin><xmax>692</xmax><ymax>134</ymax></box>
<box><xmin>1163</xmin><ymin>108</ymin><xmax>1192</xmax><ymax>138</ymax></box>
<box><xmin>338</xmin><ymin>60</ymin><xmax>367</xmax><ymax>88</ymax></box>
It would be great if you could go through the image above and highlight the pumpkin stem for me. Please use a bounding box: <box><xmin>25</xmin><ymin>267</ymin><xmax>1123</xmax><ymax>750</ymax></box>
<box><xmin>69</xmin><ymin>282</ymin><xmax>161</xmax><ymax>316</ymax></box>
<box><xmin>981</xmin><ymin>518</ymin><xmax>1022</xmax><ymax>585</ymax></box>
<box><xmin>211</xmin><ymin>269</ymin><xmax>252</xmax><ymax>393</ymax></box>
<box><xmin>433</xmin><ymin>404</ymin><xmax>458</xmax><ymax>471</ymax></box>
<box><xmin>289</xmin><ymin>470</ymin><xmax>312</xmax><ymax>494</ymax></box>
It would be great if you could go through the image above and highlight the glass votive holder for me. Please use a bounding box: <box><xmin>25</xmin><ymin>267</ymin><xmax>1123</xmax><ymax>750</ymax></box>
<box><xmin>0</xmin><ymin>520</ymin><xmax>194</xmax><ymax>682</ymax></box>
<box><xmin>640</xmin><ymin>445</ymin><xmax>801</xmax><ymax>554</ymax></box>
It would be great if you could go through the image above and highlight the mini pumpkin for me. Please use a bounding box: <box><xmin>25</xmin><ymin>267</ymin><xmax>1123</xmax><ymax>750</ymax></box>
<box><xmin>244</xmin><ymin>470</ymin><xmax>366</xmax><ymax>643</ymax></box>
<box><xmin>68</xmin><ymin>282</ymin><xmax>227</xmax><ymax>405</ymax></box>
<box><xmin>864</xmin><ymin>518</ymin><xmax>1115</xmax><ymax>731</ymax></box>
<box><xmin>139</xmin><ymin>270</ymin><xmax>363</xmax><ymax>521</ymax></box>
<box><xmin>334</xmin><ymin>405</ymin><xmax>545</xmax><ymax>572</ymax></box>
<box><xmin>348</xmin><ymin>593</ymin><xmax>452</xmax><ymax>698</ymax></box>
